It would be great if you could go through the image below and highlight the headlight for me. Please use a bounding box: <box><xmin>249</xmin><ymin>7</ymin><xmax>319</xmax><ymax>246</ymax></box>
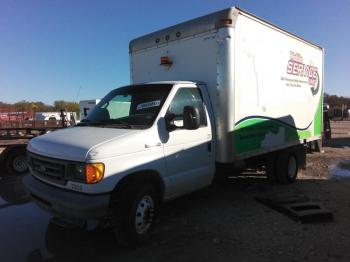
<box><xmin>69</xmin><ymin>163</ymin><xmax>104</xmax><ymax>184</ymax></box>
<box><xmin>73</xmin><ymin>164</ymin><xmax>86</xmax><ymax>181</ymax></box>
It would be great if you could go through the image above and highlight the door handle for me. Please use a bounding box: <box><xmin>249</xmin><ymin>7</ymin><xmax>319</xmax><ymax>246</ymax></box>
<box><xmin>145</xmin><ymin>142</ymin><xmax>162</xmax><ymax>148</ymax></box>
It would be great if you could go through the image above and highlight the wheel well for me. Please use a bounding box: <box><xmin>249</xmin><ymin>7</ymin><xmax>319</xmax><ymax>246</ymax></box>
<box><xmin>263</xmin><ymin>145</ymin><xmax>306</xmax><ymax>166</ymax></box>
<box><xmin>1</xmin><ymin>144</ymin><xmax>27</xmax><ymax>162</ymax></box>
<box><xmin>111</xmin><ymin>170</ymin><xmax>165</xmax><ymax>204</ymax></box>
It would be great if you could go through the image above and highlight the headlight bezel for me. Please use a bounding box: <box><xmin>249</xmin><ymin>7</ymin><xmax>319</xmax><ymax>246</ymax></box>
<box><xmin>68</xmin><ymin>162</ymin><xmax>105</xmax><ymax>184</ymax></box>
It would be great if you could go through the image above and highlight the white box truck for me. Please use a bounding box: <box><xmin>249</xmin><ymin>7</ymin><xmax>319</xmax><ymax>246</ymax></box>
<box><xmin>23</xmin><ymin>7</ymin><xmax>323</xmax><ymax>245</ymax></box>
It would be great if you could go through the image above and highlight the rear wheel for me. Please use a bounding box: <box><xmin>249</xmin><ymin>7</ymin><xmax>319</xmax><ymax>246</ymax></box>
<box><xmin>275</xmin><ymin>150</ymin><xmax>299</xmax><ymax>184</ymax></box>
<box><xmin>111</xmin><ymin>182</ymin><xmax>159</xmax><ymax>247</ymax></box>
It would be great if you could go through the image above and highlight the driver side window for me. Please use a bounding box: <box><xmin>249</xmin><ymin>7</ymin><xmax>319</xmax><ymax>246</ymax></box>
<box><xmin>166</xmin><ymin>88</ymin><xmax>207</xmax><ymax>127</ymax></box>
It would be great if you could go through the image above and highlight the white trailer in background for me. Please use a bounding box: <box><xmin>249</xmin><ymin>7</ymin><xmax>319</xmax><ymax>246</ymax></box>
<box><xmin>79</xmin><ymin>100</ymin><xmax>100</xmax><ymax>120</ymax></box>
<box><xmin>24</xmin><ymin>7</ymin><xmax>324</xmax><ymax>246</ymax></box>
<box><xmin>35</xmin><ymin>111</ymin><xmax>77</xmax><ymax>122</ymax></box>
<box><xmin>34</xmin><ymin>112</ymin><xmax>61</xmax><ymax>121</ymax></box>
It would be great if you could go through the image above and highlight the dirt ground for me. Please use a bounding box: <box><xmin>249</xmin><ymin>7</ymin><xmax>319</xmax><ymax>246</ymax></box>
<box><xmin>0</xmin><ymin>121</ymin><xmax>350</xmax><ymax>262</ymax></box>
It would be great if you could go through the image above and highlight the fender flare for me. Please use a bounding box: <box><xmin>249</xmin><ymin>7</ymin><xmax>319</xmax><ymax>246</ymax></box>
<box><xmin>110</xmin><ymin>170</ymin><xmax>165</xmax><ymax>205</ymax></box>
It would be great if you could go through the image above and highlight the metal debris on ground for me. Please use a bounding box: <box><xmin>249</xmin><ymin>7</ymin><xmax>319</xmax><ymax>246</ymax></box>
<box><xmin>255</xmin><ymin>194</ymin><xmax>333</xmax><ymax>223</ymax></box>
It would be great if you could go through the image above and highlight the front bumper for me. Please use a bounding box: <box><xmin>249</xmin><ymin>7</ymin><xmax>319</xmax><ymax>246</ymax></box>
<box><xmin>23</xmin><ymin>175</ymin><xmax>110</xmax><ymax>220</ymax></box>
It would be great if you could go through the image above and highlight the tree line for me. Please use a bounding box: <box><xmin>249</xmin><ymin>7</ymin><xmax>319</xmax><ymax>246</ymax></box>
<box><xmin>0</xmin><ymin>100</ymin><xmax>80</xmax><ymax>114</ymax></box>
<box><xmin>324</xmin><ymin>93</ymin><xmax>350</xmax><ymax>108</ymax></box>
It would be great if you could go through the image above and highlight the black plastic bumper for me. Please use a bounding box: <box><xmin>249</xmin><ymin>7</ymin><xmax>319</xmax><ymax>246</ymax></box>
<box><xmin>22</xmin><ymin>175</ymin><xmax>110</xmax><ymax>220</ymax></box>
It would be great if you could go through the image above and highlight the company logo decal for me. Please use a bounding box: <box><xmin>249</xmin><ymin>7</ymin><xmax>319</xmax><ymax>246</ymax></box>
<box><xmin>284</xmin><ymin>51</ymin><xmax>320</xmax><ymax>96</ymax></box>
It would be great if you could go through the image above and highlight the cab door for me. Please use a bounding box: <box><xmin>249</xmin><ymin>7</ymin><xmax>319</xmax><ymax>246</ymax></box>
<box><xmin>163</xmin><ymin>86</ymin><xmax>214</xmax><ymax>198</ymax></box>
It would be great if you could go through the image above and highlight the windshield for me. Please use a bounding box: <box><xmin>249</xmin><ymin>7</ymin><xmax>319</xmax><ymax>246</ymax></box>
<box><xmin>80</xmin><ymin>84</ymin><xmax>172</xmax><ymax>129</ymax></box>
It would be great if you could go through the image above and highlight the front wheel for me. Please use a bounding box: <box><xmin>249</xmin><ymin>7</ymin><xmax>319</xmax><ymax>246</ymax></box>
<box><xmin>111</xmin><ymin>182</ymin><xmax>159</xmax><ymax>247</ymax></box>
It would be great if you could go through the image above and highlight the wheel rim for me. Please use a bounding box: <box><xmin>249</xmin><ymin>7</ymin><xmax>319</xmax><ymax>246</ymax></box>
<box><xmin>287</xmin><ymin>155</ymin><xmax>297</xmax><ymax>179</ymax></box>
<box><xmin>135</xmin><ymin>195</ymin><xmax>154</xmax><ymax>235</ymax></box>
<box><xmin>12</xmin><ymin>155</ymin><xmax>28</xmax><ymax>173</ymax></box>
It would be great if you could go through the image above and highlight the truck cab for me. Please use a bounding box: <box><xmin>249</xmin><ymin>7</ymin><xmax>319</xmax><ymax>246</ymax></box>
<box><xmin>24</xmin><ymin>81</ymin><xmax>215</xmax><ymax>245</ymax></box>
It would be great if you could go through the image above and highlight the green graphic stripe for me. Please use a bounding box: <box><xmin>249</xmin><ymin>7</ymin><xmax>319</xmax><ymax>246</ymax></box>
<box><xmin>233</xmin><ymin>118</ymin><xmax>312</xmax><ymax>155</ymax></box>
<box><xmin>313</xmin><ymin>93</ymin><xmax>323</xmax><ymax>136</ymax></box>
<box><xmin>233</xmin><ymin>89</ymin><xmax>323</xmax><ymax>155</ymax></box>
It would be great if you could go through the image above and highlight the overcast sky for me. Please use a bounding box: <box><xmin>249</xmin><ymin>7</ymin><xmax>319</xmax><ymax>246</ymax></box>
<box><xmin>0</xmin><ymin>0</ymin><xmax>349</xmax><ymax>104</ymax></box>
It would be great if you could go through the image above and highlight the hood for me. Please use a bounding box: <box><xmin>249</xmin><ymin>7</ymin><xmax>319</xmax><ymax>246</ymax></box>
<box><xmin>28</xmin><ymin>126</ymin><xmax>141</xmax><ymax>162</ymax></box>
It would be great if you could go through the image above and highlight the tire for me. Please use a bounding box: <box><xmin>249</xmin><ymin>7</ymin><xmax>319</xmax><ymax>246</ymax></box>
<box><xmin>111</xmin><ymin>181</ymin><xmax>159</xmax><ymax>247</ymax></box>
<box><xmin>275</xmin><ymin>149</ymin><xmax>299</xmax><ymax>184</ymax></box>
<box><xmin>265</xmin><ymin>154</ymin><xmax>277</xmax><ymax>182</ymax></box>
<box><xmin>4</xmin><ymin>147</ymin><xmax>28</xmax><ymax>175</ymax></box>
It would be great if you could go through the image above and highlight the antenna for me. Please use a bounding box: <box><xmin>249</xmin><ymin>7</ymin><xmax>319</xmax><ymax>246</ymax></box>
<box><xmin>75</xmin><ymin>85</ymin><xmax>82</xmax><ymax>102</ymax></box>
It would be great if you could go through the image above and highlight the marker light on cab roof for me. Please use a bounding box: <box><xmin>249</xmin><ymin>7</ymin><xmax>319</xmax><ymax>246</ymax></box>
<box><xmin>160</xmin><ymin>56</ymin><xmax>172</xmax><ymax>66</ymax></box>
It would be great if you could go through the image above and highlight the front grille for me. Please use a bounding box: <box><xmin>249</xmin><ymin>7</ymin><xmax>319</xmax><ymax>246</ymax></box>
<box><xmin>32</xmin><ymin>158</ymin><xmax>65</xmax><ymax>179</ymax></box>
<box><xmin>28</xmin><ymin>153</ymin><xmax>67</xmax><ymax>185</ymax></box>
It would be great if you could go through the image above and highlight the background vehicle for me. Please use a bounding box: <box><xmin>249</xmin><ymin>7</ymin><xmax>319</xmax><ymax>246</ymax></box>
<box><xmin>35</xmin><ymin>111</ymin><xmax>77</xmax><ymax>122</ymax></box>
<box><xmin>0</xmin><ymin>111</ymin><xmax>76</xmax><ymax>175</ymax></box>
<box><xmin>23</xmin><ymin>7</ymin><xmax>324</xmax><ymax>246</ymax></box>
<box><xmin>79</xmin><ymin>99</ymin><xmax>100</xmax><ymax>120</ymax></box>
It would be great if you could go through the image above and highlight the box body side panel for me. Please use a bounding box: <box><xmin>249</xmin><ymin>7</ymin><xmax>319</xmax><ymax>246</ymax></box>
<box><xmin>233</xmin><ymin>14</ymin><xmax>323</xmax><ymax>159</ymax></box>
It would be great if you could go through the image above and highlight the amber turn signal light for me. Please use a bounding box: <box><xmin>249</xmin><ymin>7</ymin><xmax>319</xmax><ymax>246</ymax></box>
<box><xmin>86</xmin><ymin>163</ymin><xmax>104</xmax><ymax>184</ymax></box>
<box><xmin>160</xmin><ymin>56</ymin><xmax>172</xmax><ymax>66</ymax></box>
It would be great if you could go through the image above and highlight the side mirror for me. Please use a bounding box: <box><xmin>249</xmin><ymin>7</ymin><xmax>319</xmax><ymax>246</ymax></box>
<box><xmin>164</xmin><ymin>113</ymin><xmax>177</xmax><ymax>131</ymax></box>
<box><xmin>183</xmin><ymin>106</ymin><xmax>200</xmax><ymax>130</ymax></box>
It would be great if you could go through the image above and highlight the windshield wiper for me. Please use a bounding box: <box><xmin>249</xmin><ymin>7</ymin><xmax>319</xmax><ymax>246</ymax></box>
<box><xmin>128</xmin><ymin>113</ymin><xmax>154</xmax><ymax>119</ymax></box>
<box><xmin>77</xmin><ymin>119</ymin><xmax>146</xmax><ymax>129</ymax></box>
<box><xmin>103</xmin><ymin>123</ymin><xmax>133</xmax><ymax>129</ymax></box>
<box><xmin>99</xmin><ymin>119</ymin><xmax>132</xmax><ymax>128</ymax></box>
<box><xmin>76</xmin><ymin>120</ymin><xmax>106</xmax><ymax>127</ymax></box>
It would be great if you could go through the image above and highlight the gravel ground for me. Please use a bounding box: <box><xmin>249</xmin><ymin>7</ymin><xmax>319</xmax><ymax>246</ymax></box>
<box><xmin>0</xmin><ymin>121</ymin><xmax>349</xmax><ymax>262</ymax></box>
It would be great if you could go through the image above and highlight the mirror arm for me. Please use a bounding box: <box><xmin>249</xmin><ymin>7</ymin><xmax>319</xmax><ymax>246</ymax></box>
<box><xmin>165</xmin><ymin>113</ymin><xmax>178</xmax><ymax>131</ymax></box>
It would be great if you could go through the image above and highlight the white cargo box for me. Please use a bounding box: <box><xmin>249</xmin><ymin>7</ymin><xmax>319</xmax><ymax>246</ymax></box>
<box><xmin>130</xmin><ymin>7</ymin><xmax>323</xmax><ymax>163</ymax></box>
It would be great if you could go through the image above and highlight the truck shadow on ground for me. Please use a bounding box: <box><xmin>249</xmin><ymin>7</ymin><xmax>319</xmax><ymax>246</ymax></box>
<box><xmin>26</xmin><ymin>172</ymin><xmax>337</xmax><ymax>262</ymax></box>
